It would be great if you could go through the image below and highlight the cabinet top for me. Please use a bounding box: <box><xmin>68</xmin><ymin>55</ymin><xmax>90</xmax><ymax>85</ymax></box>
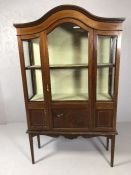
<box><xmin>14</xmin><ymin>5</ymin><xmax>125</xmax><ymax>35</ymax></box>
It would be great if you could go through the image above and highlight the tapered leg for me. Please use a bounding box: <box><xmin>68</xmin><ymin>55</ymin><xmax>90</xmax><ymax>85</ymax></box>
<box><xmin>28</xmin><ymin>134</ymin><xmax>35</xmax><ymax>164</ymax></box>
<box><xmin>111</xmin><ymin>135</ymin><xmax>115</xmax><ymax>167</ymax></box>
<box><xmin>37</xmin><ymin>135</ymin><xmax>41</xmax><ymax>148</ymax></box>
<box><xmin>106</xmin><ymin>137</ymin><xmax>109</xmax><ymax>151</ymax></box>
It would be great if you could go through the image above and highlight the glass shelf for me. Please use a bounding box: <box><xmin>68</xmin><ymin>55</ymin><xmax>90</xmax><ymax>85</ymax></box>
<box><xmin>30</xmin><ymin>94</ymin><xmax>44</xmax><ymax>101</ymax></box>
<box><xmin>29</xmin><ymin>92</ymin><xmax>112</xmax><ymax>101</ymax></box>
<box><xmin>97</xmin><ymin>63</ymin><xmax>115</xmax><ymax>68</ymax></box>
<box><xmin>30</xmin><ymin>93</ymin><xmax>88</xmax><ymax>101</ymax></box>
<box><xmin>25</xmin><ymin>65</ymin><xmax>41</xmax><ymax>69</ymax></box>
<box><xmin>49</xmin><ymin>64</ymin><xmax>88</xmax><ymax>69</ymax></box>
<box><xmin>97</xmin><ymin>93</ymin><xmax>112</xmax><ymax>101</ymax></box>
<box><xmin>52</xmin><ymin>93</ymin><xmax>88</xmax><ymax>101</ymax></box>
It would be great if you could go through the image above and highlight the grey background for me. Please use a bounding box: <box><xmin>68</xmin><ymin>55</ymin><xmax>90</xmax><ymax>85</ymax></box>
<box><xmin>0</xmin><ymin>0</ymin><xmax>130</xmax><ymax>123</ymax></box>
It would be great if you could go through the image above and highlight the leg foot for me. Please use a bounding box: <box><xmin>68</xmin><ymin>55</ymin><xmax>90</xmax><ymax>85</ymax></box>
<box><xmin>37</xmin><ymin>135</ymin><xmax>41</xmax><ymax>149</ymax></box>
<box><xmin>29</xmin><ymin>134</ymin><xmax>35</xmax><ymax>164</ymax></box>
<box><xmin>111</xmin><ymin>135</ymin><xmax>115</xmax><ymax>167</ymax></box>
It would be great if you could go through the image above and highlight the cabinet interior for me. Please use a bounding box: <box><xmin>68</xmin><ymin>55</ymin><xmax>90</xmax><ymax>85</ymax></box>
<box><xmin>23</xmin><ymin>23</ymin><xmax>116</xmax><ymax>102</ymax></box>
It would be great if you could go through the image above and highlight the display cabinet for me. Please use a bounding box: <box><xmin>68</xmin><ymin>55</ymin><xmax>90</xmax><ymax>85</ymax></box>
<box><xmin>14</xmin><ymin>5</ymin><xmax>125</xmax><ymax>166</ymax></box>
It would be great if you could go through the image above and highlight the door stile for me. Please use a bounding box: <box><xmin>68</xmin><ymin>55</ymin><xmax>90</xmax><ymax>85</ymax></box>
<box><xmin>88</xmin><ymin>29</ymin><xmax>94</xmax><ymax>130</ymax></box>
<box><xmin>113</xmin><ymin>31</ymin><xmax>122</xmax><ymax>129</ymax></box>
<box><xmin>92</xmin><ymin>30</ymin><xmax>97</xmax><ymax>129</ymax></box>
<box><xmin>40</xmin><ymin>32</ymin><xmax>53</xmax><ymax>129</ymax></box>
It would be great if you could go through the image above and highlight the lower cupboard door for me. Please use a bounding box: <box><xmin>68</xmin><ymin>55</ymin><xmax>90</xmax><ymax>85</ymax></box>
<box><xmin>94</xmin><ymin>109</ymin><xmax>114</xmax><ymax>131</ymax></box>
<box><xmin>53</xmin><ymin>108</ymin><xmax>89</xmax><ymax>129</ymax></box>
<box><xmin>28</xmin><ymin>109</ymin><xmax>49</xmax><ymax>130</ymax></box>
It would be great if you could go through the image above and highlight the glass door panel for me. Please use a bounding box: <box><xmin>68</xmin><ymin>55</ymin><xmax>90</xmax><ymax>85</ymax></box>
<box><xmin>26</xmin><ymin>69</ymin><xmax>33</xmax><ymax>99</ymax></box>
<box><xmin>50</xmin><ymin>68</ymin><xmax>88</xmax><ymax>100</ymax></box>
<box><xmin>47</xmin><ymin>22</ymin><xmax>89</xmax><ymax>101</ymax></box>
<box><xmin>96</xmin><ymin>35</ymin><xmax>117</xmax><ymax>101</ymax></box>
<box><xmin>23</xmin><ymin>38</ymin><xmax>41</xmax><ymax>67</ymax></box>
<box><xmin>97</xmin><ymin>67</ymin><xmax>115</xmax><ymax>101</ymax></box>
<box><xmin>22</xmin><ymin>38</ymin><xmax>44</xmax><ymax>101</ymax></box>
<box><xmin>97</xmin><ymin>36</ymin><xmax>117</xmax><ymax>64</ymax></box>
<box><xmin>26</xmin><ymin>70</ymin><xmax>44</xmax><ymax>101</ymax></box>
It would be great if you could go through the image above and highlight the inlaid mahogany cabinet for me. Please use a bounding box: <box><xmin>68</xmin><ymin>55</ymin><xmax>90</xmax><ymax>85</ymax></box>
<box><xmin>14</xmin><ymin>5</ymin><xmax>125</xmax><ymax>166</ymax></box>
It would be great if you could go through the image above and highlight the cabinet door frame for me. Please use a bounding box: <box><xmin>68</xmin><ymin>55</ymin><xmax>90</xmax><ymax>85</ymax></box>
<box><xmin>93</xmin><ymin>30</ymin><xmax>122</xmax><ymax>130</ymax></box>
<box><xmin>18</xmin><ymin>33</ymin><xmax>51</xmax><ymax>129</ymax></box>
<box><xmin>43</xmin><ymin>18</ymin><xmax>94</xmax><ymax>130</ymax></box>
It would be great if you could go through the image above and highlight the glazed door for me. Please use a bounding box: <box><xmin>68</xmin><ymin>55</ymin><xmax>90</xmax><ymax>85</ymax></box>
<box><xmin>20</xmin><ymin>34</ymin><xmax>50</xmax><ymax>130</ymax></box>
<box><xmin>46</xmin><ymin>21</ymin><xmax>93</xmax><ymax>130</ymax></box>
<box><xmin>93</xmin><ymin>30</ymin><xmax>121</xmax><ymax>131</ymax></box>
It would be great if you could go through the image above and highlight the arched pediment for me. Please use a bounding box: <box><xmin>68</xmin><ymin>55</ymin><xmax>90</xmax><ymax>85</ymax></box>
<box><xmin>14</xmin><ymin>5</ymin><xmax>125</xmax><ymax>35</ymax></box>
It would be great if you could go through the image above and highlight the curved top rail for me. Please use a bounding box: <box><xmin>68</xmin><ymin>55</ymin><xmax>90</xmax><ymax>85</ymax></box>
<box><xmin>14</xmin><ymin>5</ymin><xmax>125</xmax><ymax>28</ymax></box>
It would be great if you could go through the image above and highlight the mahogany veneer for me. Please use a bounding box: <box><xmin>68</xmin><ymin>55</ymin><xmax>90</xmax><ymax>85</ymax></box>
<box><xmin>14</xmin><ymin>5</ymin><xmax>125</xmax><ymax>167</ymax></box>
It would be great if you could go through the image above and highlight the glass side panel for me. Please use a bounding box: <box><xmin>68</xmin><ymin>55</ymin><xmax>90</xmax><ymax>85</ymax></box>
<box><xmin>48</xmin><ymin>23</ymin><xmax>88</xmax><ymax>65</ymax></box>
<box><xmin>23</xmin><ymin>38</ymin><xmax>41</xmax><ymax>67</ymax></box>
<box><xmin>50</xmin><ymin>69</ymin><xmax>88</xmax><ymax>101</ymax></box>
<box><xmin>26</xmin><ymin>70</ymin><xmax>44</xmax><ymax>101</ymax></box>
<box><xmin>97</xmin><ymin>36</ymin><xmax>117</xmax><ymax>64</ymax></box>
<box><xmin>26</xmin><ymin>70</ymin><xmax>33</xmax><ymax>99</ymax></box>
<box><xmin>23</xmin><ymin>41</ymin><xmax>30</xmax><ymax>66</ymax></box>
<box><xmin>96</xmin><ymin>67</ymin><xmax>115</xmax><ymax>101</ymax></box>
<box><xmin>23</xmin><ymin>38</ymin><xmax>44</xmax><ymax>101</ymax></box>
<box><xmin>96</xmin><ymin>35</ymin><xmax>117</xmax><ymax>101</ymax></box>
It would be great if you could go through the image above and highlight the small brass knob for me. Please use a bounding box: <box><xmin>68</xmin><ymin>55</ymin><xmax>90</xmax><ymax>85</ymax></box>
<box><xmin>56</xmin><ymin>113</ymin><xmax>64</xmax><ymax>118</ymax></box>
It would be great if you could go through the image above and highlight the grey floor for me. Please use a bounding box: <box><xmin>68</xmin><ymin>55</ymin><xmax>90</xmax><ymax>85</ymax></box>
<box><xmin>0</xmin><ymin>122</ymin><xmax>131</xmax><ymax>175</ymax></box>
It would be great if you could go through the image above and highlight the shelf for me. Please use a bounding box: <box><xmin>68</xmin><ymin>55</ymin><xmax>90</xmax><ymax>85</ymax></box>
<box><xmin>30</xmin><ymin>94</ymin><xmax>44</xmax><ymax>101</ymax></box>
<box><xmin>25</xmin><ymin>64</ymin><xmax>114</xmax><ymax>70</ymax></box>
<box><xmin>97</xmin><ymin>93</ymin><xmax>112</xmax><ymax>101</ymax></box>
<box><xmin>30</xmin><ymin>93</ymin><xmax>112</xmax><ymax>101</ymax></box>
<box><xmin>30</xmin><ymin>93</ymin><xmax>88</xmax><ymax>101</ymax></box>
<box><xmin>97</xmin><ymin>63</ymin><xmax>115</xmax><ymax>68</ymax></box>
<box><xmin>52</xmin><ymin>93</ymin><xmax>88</xmax><ymax>101</ymax></box>
<box><xmin>25</xmin><ymin>65</ymin><xmax>41</xmax><ymax>69</ymax></box>
<box><xmin>49</xmin><ymin>64</ymin><xmax>88</xmax><ymax>69</ymax></box>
